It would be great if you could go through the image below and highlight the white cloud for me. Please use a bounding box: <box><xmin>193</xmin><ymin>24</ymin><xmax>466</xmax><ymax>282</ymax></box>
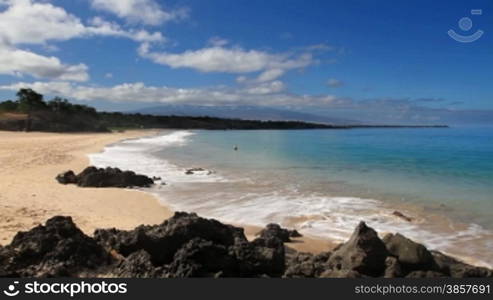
<box><xmin>244</xmin><ymin>81</ymin><xmax>286</xmax><ymax>95</ymax></box>
<box><xmin>0</xmin><ymin>43</ymin><xmax>89</xmax><ymax>81</ymax></box>
<box><xmin>256</xmin><ymin>69</ymin><xmax>285</xmax><ymax>82</ymax></box>
<box><xmin>0</xmin><ymin>0</ymin><xmax>164</xmax><ymax>81</ymax></box>
<box><xmin>90</xmin><ymin>0</ymin><xmax>188</xmax><ymax>26</ymax></box>
<box><xmin>138</xmin><ymin>44</ymin><xmax>313</xmax><ymax>79</ymax></box>
<box><xmin>0</xmin><ymin>81</ymin><xmax>336</xmax><ymax>107</ymax></box>
<box><xmin>327</xmin><ymin>78</ymin><xmax>344</xmax><ymax>88</ymax></box>
<box><xmin>0</xmin><ymin>1</ymin><xmax>165</xmax><ymax>45</ymax></box>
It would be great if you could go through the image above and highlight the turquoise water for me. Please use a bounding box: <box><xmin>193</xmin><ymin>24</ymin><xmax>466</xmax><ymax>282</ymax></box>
<box><xmin>90</xmin><ymin>127</ymin><xmax>493</xmax><ymax>266</ymax></box>
<box><xmin>164</xmin><ymin>127</ymin><xmax>493</xmax><ymax>227</ymax></box>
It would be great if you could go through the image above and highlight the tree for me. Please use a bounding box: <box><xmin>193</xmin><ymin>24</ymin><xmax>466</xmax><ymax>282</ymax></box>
<box><xmin>0</xmin><ymin>100</ymin><xmax>18</xmax><ymax>112</ymax></box>
<box><xmin>17</xmin><ymin>88</ymin><xmax>47</xmax><ymax>113</ymax></box>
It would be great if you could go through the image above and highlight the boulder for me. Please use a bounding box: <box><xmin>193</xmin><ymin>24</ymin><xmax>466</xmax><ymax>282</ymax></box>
<box><xmin>256</xmin><ymin>223</ymin><xmax>302</xmax><ymax>243</ymax></box>
<box><xmin>431</xmin><ymin>251</ymin><xmax>493</xmax><ymax>278</ymax></box>
<box><xmin>76</xmin><ymin>166</ymin><xmax>154</xmax><ymax>188</ymax></box>
<box><xmin>327</xmin><ymin>222</ymin><xmax>388</xmax><ymax>276</ymax></box>
<box><xmin>55</xmin><ymin>170</ymin><xmax>77</xmax><ymax>184</ymax></box>
<box><xmin>383</xmin><ymin>233</ymin><xmax>434</xmax><ymax>270</ymax></box>
<box><xmin>2</xmin><ymin>216</ymin><xmax>109</xmax><ymax>277</ymax></box>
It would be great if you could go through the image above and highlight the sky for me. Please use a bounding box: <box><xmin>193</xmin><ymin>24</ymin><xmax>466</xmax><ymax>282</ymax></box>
<box><xmin>0</xmin><ymin>0</ymin><xmax>492</xmax><ymax>124</ymax></box>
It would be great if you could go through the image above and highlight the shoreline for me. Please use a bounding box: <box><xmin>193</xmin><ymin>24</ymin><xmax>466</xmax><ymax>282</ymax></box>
<box><xmin>0</xmin><ymin>130</ymin><xmax>173</xmax><ymax>244</ymax></box>
<box><xmin>0</xmin><ymin>129</ymin><xmax>334</xmax><ymax>255</ymax></box>
<box><xmin>97</xmin><ymin>130</ymin><xmax>491</xmax><ymax>268</ymax></box>
<box><xmin>1</xmin><ymin>129</ymin><xmax>490</xmax><ymax>268</ymax></box>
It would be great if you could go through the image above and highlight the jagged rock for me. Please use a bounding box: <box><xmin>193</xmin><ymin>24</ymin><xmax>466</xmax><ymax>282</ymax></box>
<box><xmin>384</xmin><ymin>256</ymin><xmax>403</xmax><ymax>278</ymax></box>
<box><xmin>405</xmin><ymin>270</ymin><xmax>446</xmax><ymax>278</ymax></box>
<box><xmin>431</xmin><ymin>251</ymin><xmax>493</xmax><ymax>278</ymax></box>
<box><xmin>55</xmin><ymin>170</ymin><xmax>77</xmax><ymax>184</ymax></box>
<box><xmin>2</xmin><ymin>216</ymin><xmax>109</xmax><ymax>277</ymax></box>
<box><xmin>383</xmin><ymin>233</ymin><xmax>434</xmax><ymax>270</ymax></box>
<box><xmin>256</xmin><ymin>224</ymin><xmax>302</xmax><ymax>243</ymax></box>
<box><xmin>327</xmin><ymin>222</ymin><xmax>388</xmax><ymax>276</ymax></box>
<box><xmin>76</xmin><ymin>166</ymin><xmax>154</xmax><ymax>188</ymax></box>
<box><xmin>95</xmin><ymin>212</ymin><xmax>246</xmax><ymax>265</ymax></box>
<box><xmin>229</xmin><ymin>236</ymin><xmax>285</xmax><ymax>277</ymax></box>
<box><xmin>115</xmin><ymin>250</ymin><xmax>163</xmax><ymax>278</ymax></box>
<box><xmin>283</xmin><ymin>252</ymin><xmax>331</xmax><ymax>278</ymax></box>
<box><xmin>166</xmin><ymin>238</ymin><xmax>237</xmax><ymax>277</ymax></box>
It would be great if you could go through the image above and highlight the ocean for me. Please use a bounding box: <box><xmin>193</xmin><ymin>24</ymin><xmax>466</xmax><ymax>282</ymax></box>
<box><xmin>89</xmin><ymin>127</ymin><xmax>493</xmax><ymax>267</ymax></box>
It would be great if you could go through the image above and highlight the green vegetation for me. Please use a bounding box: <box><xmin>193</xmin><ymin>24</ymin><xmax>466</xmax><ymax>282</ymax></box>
<box><xmin>0</xmin><ymin>89</ymin><xmax>333</xmax><ymax>132</ymax></box>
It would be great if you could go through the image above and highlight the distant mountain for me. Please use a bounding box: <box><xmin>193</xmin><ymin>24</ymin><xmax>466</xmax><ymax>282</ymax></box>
<box><xmin>132</xmin><ymin>105</ymin><xmax>360</xmax><ymax>125</ymax></box>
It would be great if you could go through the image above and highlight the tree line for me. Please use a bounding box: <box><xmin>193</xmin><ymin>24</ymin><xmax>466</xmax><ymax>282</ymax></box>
<box><xmin>0</xmin><ymin>89</ymin><xmax>334</xmax><ymax>132</ymax></box>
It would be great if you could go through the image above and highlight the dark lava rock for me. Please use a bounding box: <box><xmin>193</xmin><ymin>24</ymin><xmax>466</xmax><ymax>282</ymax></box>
<box><xmin>256</xmin><ymin>224</ymin><xmax>302</xmax><ymax>243</ymax></box>
<box><xmin>55</xmin><ymin>170</ymin><xmax>77</xmax><ymax>184</ymax></box>
<box><xmin>383</xmin><ymin>233</ymin><xmax>434</xmax><ymax>270</ymax></box>
<box><xmin>392</xmin><ymin>211</ymin><xmax>413</xmax><ymax>222</ymax></box>
<box><xmin>94</xmin><ymin>212</ymin><xmax>246</xmax><ymax>265</ymax></box>
<box><xmin>76</xmin><ymin>166</ymin><xmax>154</xmax><ymax>188</ymax></box>
<box><xmin>167</xmin><ymin>238</ymin><xmax>237</xmax><ymax>277</ymax></box>
<box><xmin>115</xmin><ymin>250</ymin><xmax>163</xmax><ymax>278</ymax></box>
<box><xmin>327</xmin><ymin>222</ymin><xmax>388</xmax><ymax>277</ymax></box>
<box><xmin>283</xmin><ymin>251</ymin><xmax>331</xmax><ymax>278</ymax></box>
<box><xmin>185</xmin><ymin>168</ymin><xmax>211</xmax><ymax>175</ymax></box>
<box><xmin>2</xmin><ymin>216</ymin><xmax>109</xmax><ymax>277</ymax></box>
<box><xmin>431</xmin><ymin>251</ymin><xmax>492</xmax><ymax>278</ymax></box>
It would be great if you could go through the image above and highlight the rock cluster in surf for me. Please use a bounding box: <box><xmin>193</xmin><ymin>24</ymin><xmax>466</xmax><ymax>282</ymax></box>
<box><xmin>0</xmin><ymin>212</ymin><xmax>491</xmax><ymax>278</ymax></box>
<box><xmin>56</xmin><ymin>166</ymin><xmax>155</xmax><ymax>188</ymax></box>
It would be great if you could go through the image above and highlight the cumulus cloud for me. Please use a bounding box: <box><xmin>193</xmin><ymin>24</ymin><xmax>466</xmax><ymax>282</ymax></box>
<box><xmin>0</xmin><ymin>42</ymin><xmax>89</xmax><ymax>81</ymax></box>
<box><xmin>0</xmin><ymin>0</ymin><xmax>164</xmax><ymax>80</ymax></box>
<box><xmin>0</xmin><ymin>81</ymin><xmax>336</xmax><ymax>107</ymax></box>
<box><xmin>0</xmin><ymin>1</ymin><xmax>165</xmax><ymax>45</ymax></box>
<box><xmin>90</xmin><ymin>0</ymin><xmax>188</xmax><ymax>26</ymax></box>
<box><xmin>138</xmin><ymin>44</ymin><xmax>313</xmax><ymax>74</ymax></box>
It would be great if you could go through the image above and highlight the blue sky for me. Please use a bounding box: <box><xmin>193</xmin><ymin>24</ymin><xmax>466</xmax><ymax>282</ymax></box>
<box><xmin>0</xmin><ymin>0</ymin><xmax>491</xmax><ymax>124</ymax></box>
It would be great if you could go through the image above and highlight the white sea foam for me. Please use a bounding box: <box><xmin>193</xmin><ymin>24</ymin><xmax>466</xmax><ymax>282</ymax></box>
<box><xmin>89</xmin><ymin>131</ymin><xmax>226</xmax><ymax>183</ymax></box>
<box><xmin>89</xmin><ymin>130</ymin><xmax>493</xmax><ymax>268</ymax></box>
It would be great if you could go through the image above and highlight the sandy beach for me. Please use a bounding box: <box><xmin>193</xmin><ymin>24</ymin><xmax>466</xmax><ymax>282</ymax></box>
<box><xmin>0</xmin><ymin>130</ymin><xmax>173</xmax><ymax>244</ymax></box>
<box><xmin>0</xmin><ymin>130</ymin><xmax>333</xmax><ymax>253</ymax></box>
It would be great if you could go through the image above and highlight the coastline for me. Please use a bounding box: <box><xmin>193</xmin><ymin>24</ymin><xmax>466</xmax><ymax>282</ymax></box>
<box><xmin>0</xmin><ymin>130</ymin><xmax>334</xmax><ymax>254</ymax></box>
<box><xmin>0</xmin><ymin>130</ymin><xmax>173</xmax><ymax>244</ymax></box>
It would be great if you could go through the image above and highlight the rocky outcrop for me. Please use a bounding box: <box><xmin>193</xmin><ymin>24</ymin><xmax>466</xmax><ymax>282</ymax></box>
<box><xmin>256</xmin><ymin>224</ymin><xmax>302</xmax><ymax>243</ymax></box>
<box><xmin>327</xmin><ymin>222</ymin><xmax>389</xmax><ymax>276</ymax></box>
<box><xmin>1</xmin><ymin>213</ymin><xmax>491</xmax><ymax>278</ymax></box>
<box><xmin>55</xmin><ymin>166</ymin><xmax>155</xmax><ymax>188</ymax></box>
<box><xmin>0</xmin><ymin>216</ymin><xmax>109</xmax><ymax>277</ymax></box>
<box><xmin>383</xmin><ymin>233</ymin><xmax>434</xmax><ymax>271</ymax></box>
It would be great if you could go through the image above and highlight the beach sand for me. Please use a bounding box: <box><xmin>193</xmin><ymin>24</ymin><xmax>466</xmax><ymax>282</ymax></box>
<box><xmin>0</xmin><ymin>130</ymin><xmax>173</xmax><ymax>244</ymax></box>
<box><xmin>0</xmin><ymin>130</ymin><xmax>333</xmax><ymax>253</ymax></box>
